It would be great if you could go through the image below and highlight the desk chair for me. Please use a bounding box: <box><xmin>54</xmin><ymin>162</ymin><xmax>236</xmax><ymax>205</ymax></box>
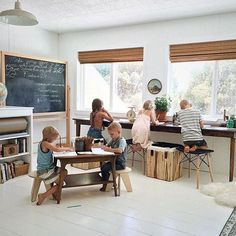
<box><xmin>175</xmin><ymin>147</ymin><xmax>214</xmax><ymax>189</ymax></box>
<box><xmin>126</xmin><ymin>139</ymin><xmax>146</xmax><ymax>174</ymax></box>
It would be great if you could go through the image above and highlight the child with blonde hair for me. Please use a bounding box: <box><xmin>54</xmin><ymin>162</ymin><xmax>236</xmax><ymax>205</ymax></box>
<box><xmin>36</xmin><ymin>126</ymin><xmax>73</xmax><ymax>205</ymax></box>
<box><xmin>100</xmin><ymin>122</ymin><xmax>127</xmax><ymax>191</ymax></box>
<box><xmin>178</xmin><ymin>99</ymin><xmax>207</xmax><ymax>152</ymax></box>
<box><xmin>131</xmin><ymin>100</ymin><xmax>159</xmax><ymax>151</ymax></box>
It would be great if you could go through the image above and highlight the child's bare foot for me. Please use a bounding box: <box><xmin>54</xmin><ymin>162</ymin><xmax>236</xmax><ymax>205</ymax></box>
<box><xmin>184</xmin><ymin>146</ymin><xmax>190</xmax><ymax>153</ymax></box>
<box><xmin>189</xmin><ymin>145</ymin><xmax>197</xmax><ymax>152</ymax></box>
<box><xmin>36</xmin><ymin>194</ymin><xmax>45</xmax><ymax>205</ymax></box>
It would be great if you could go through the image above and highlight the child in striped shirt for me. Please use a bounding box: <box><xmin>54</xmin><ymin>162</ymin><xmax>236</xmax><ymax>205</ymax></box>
<box><xmin>177</xmin><ymin>100</ymin><xmax>207</xmax><ymax>152</ymax></box>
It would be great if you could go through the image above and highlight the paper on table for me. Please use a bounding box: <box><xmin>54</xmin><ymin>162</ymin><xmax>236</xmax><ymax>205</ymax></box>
<box><xmin>91</xmin><ymin>147</ymin><xmax>114</xmax><ymax>155</ymax></box>
<box><xmin>53</xmin><ymin>151</ymin><xmax>77</xmax><ymax>157</ymax></box>
<box><xmin>76</xmin><ymin>151</ymin><xmax>93</xmax><ymax>155</ymax></box>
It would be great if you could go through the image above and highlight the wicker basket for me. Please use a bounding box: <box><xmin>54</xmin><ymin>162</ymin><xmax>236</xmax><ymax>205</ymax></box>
<box><xmin>72</xmin><ymin>162</ymin><xmax>100</xmax><ymax>170</ymax></box>
<box><xmin>15</xmin><ymin>163</ymin><xmax>29</xmax><ymax>177</ymax></box>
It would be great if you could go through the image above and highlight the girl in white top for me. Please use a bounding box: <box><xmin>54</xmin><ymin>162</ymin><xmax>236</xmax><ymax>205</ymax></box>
<box><xmin>131</xmin><ymin>100</ymin><xmax>159</xmax><ymax>151</ymax></box>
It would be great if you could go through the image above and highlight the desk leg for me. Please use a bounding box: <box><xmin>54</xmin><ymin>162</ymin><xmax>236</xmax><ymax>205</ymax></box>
<box><xmin>111</xmin><ymin>159</ymin><xmax>118</xmax><ymax>197</ymax></box>
<box><xmin>229</xmin><ymin>138</ymin><xmax>235</xmax><ymax>182</ymax></box>
<box><xmin>75</xmin><ymin>121</ymin><xmax>81</xmax><ymax>137</ymax></box>
<box><xmin>56</xmin><ymin>163</ymin><xmax>67</xmax><ymax>204</ymax></box>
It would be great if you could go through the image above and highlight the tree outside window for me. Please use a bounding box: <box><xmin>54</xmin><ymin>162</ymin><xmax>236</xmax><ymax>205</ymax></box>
<box><xmin>169</xmin><ymin>60</ymin><xmax>236</xmax><ymax>117</ymax></box>
<box><xmin>81</xmin><ymin>62</ymin><xmax>143</xmax><ymax>113</ymax></box>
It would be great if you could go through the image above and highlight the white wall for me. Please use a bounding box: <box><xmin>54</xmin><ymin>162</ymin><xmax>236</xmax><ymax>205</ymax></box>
<box><xmin>0</xmin><ymin>23</ymin><xmax>68</xmax><ymax>163</ymax></box>
<box><xmin>0</xmin><ymin>24</ymin><xmax>58</xmax><ymax>57</ymax></box>
<box><xmin>59</xmin><ymin>12</ymin><xmax>236</xmax><ymax>177</ymax></box>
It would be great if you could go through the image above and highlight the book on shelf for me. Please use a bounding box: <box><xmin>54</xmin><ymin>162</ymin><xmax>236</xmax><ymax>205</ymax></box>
<box><xmin>0</xmin><ymin>163</ymin><xmax>6</xmax><ymax>183</ymax></box>
<box><xmin>4</xmin><ymin>163</ymin><xmax>9</xmax><ymax>180</ymax></box>
<box><xmin>0</xmin><ymin>143</ymin><xmax>2</xmax><ymax>157</ymax></box>
<box><xmin>17</xmin><ymin>137</ymin><xmax>27</xmax><ymax>153</ymax></box>
<box><xmin>0</xmin><ymin>160</ymin><xmax>29</xmax><ymax>184</ymax></box>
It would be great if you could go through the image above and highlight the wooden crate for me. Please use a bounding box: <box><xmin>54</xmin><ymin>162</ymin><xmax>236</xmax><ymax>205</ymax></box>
<box><xmin>72</xmin><ymin>162</ymin><xmax>100</xmax><ymax>170</ymax></box>
<box><xmin>15</xmin><ymin>163</ymin><xmax>29</xmax><ymax>177</ymax></box>
<box><xmin>146</xmin><ymin>146</ymin><xmax>182</xmax><ymax>181</ymax></box>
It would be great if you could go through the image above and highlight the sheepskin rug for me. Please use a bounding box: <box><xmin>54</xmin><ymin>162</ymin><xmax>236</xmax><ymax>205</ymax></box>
<box><xmin>200</xmin><ymin>182</ymin><xmax>236</xmax><ymax>208</ymax></box>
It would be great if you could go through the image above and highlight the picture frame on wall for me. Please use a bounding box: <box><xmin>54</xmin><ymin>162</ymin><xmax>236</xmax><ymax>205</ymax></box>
<box><xmin>147</xmin><ymin>78</ymin><xmax>162</xmax><ymax>94</ymax></box>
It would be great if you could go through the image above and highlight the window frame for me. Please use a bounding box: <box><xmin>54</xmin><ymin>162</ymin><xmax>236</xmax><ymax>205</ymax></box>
<box><xmin>77</xmin><ymin>47</ymin><xmax>144</xmax><ymax>117</ymax></box>
<box><xmin>168</xmin><ymin>59</ymin><xmax>235</xmax><ymax>118</ymax></box>
<box><xmin>169</xmin><ymin>39</ymin><xmax>236</xmax><ymax>118</ymax></box>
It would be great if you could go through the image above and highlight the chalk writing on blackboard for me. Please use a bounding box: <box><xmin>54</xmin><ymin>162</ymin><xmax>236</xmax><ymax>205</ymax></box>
<box><xmin>4</xmin><ymin>54</ymin><xmax>66</xmax><ymax>113</ymax></box>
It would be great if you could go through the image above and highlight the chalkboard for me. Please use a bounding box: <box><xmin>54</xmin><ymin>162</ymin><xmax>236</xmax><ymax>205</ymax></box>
<box><xmin>2</xmin><ymin>52</ymin><xmax>67</xmax><ymax>114</ymax></box>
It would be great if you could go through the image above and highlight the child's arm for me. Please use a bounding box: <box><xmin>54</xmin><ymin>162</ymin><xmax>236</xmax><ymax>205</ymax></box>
<box><xmin>199</xmin><ymin>113</ymin><xmax>204</xmax><ymax>128</ymax></box>
<box><xmin>102</xmin><ymin>138</ymin><xmax>126</xmax><ymax>154</ymax></box>
<box><xmin>101</xmin><ymin>108</ymin><xmax>113</xmax><ymax>122</ymax></box>
<box><xmin>150</xmin><ymin>110</ymin><xmax>159</xmax><ymax>125</ymax></box>
<box><xmin>102</xmin><ymin>146</ymin><xmax>122</xmax><ymax>154</ymax></box>
<box><xmin>43</xmin><ymin>141</ymin><xmax>73</xmax><ymax>152</ymax></box>
<box><xmin>199</xmin><ymin>120</ymin><xmax>204</xmax><ymax>129</ymax></box>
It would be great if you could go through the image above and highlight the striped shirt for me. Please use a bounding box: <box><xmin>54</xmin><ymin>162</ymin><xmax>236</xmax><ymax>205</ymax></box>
<box><xmin>177</xmin><ymin>108</ymin><xmax>203</xmax><ymax>142</ymax></box>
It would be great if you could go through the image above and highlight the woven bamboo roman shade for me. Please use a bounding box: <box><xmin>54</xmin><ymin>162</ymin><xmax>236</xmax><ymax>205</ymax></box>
<box><xmin>169</xmin><ymin>39</ymin><xmax>236</xmax><ymax>63</ymax></box>
<box><xmin>79</xmin><ymin>47</ymin><xmax>143</xmax><ymax>64</ymax></box>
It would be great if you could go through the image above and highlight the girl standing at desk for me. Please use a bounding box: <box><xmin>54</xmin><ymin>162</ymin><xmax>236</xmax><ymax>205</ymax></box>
<box><xmin>87</xmin><ymin>98</ymin><xmax>113</xmax><ymax>140</ymax></box>
<box><xmin>131</xmin><ymin>100</ymin><xmax>159</xmax><ymax>151</ymax></box>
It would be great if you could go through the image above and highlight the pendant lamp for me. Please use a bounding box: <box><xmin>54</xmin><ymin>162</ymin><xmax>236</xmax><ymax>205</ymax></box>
<box><xmin>0</xmin><ymin>0</ymin><xmax>38</xmax><ymax>26</ymax></box>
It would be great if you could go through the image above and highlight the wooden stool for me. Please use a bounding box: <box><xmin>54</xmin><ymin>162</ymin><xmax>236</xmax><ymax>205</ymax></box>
<box><xmin>106</xmin><ymin>167</ymin><xmax>132</xmax><ymax>196</ymax></box>
<box><xmin>176</xmin><ymin>148</ymin><xmax>214</xmax><ymax>189</ymax></box>
<box><xmin>28</xmin><ymin>171</ymin><xmax>52</xmax><ymax>202</ymax></box>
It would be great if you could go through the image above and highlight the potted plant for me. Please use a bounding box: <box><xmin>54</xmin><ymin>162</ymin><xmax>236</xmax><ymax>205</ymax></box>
<box><xmin>154</xmin><ymin>95</ymin><xmax>171</xmax><ymax>121</ymax></box>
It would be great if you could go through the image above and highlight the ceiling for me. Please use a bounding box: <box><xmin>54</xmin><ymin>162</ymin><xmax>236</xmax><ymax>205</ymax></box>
<box><xmin>0</xmin><ymin>0</ymin><xmax>236</xmax><ymax>33</ymax></box>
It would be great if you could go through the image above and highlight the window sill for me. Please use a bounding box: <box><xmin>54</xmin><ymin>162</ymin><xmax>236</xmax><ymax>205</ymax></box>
<box><xmin>74</xmin><ymin>110</ymin><xmax>127</xmax><ymax>120</ymax></box>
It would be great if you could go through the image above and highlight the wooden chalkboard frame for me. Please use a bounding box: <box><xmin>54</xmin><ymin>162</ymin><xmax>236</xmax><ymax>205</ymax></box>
<box><xmin>0</xmin><ymin>51</ymin><xmax>68</xmax><ymax>116</ymax></box>
<box><xmin>0</xmin><ymin>51</ymin><xmax>70</xmax><ymax>145</ymax></box>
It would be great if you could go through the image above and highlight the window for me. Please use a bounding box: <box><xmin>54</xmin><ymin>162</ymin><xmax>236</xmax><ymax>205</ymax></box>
<box><xmin>169</xmin><ymin>59</ymin><xmax>236</xmax><ymax>116</ymax></box>
<box><xmin>169</xmin><ymin>40</ymin><xmax>236</xmax><ymax>117</ymax></box>
<box><xmin>78</xmin><ymin>47</ymin><xmax>143</xmax><ymax>113</ymax></box>
<box><xmin>81</xmin><ymin>61</ymin><xmax>143</xmax><ymax>113</ymax></box>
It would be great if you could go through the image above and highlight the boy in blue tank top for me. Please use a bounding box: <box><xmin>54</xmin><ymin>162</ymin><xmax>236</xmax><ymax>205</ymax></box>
<box><xmin>36</xmin><ymin>126</ymin><xmax>72</xmax><ymax>205</ymax></box>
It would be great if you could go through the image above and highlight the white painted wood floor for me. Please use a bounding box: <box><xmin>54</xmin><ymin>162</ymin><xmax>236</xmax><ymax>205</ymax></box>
<box><xmin>0</xmin><ymin>160</ymin><xmax>233</xmax><ymax>236</ymax></box>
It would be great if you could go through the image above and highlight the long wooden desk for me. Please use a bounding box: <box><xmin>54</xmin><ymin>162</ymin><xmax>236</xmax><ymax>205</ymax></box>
<box><xmin>73</xmin><ymin>118</ymin><xmax>236</xmax><ymax>181</ymax></box>
<box><xmin>54</xmin><ymin>152</ymin><xmax>118</xmax><ymax>204</ymax></box>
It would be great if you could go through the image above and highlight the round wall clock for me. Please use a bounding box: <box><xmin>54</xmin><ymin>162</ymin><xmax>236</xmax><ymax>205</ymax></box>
<box><xmin>147</xmin><ymin>78</ymin><xmax>162</xmax><ymax>94</ymax></box>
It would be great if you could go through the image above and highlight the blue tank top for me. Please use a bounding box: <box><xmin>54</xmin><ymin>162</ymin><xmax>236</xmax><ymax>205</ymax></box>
<box><xmin>37</xmin><ymin>143</ymin><xmax>54</xmax><ymax>171</ymax></box>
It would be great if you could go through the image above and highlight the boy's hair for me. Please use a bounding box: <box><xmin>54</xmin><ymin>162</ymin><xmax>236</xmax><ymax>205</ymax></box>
<box><xmin>92</xmin><ymin>98</ymin><xmax>103</xmax><ymax>112</ymax></box>
<box><xmin>42</xmin><ymin>126</ymin><xmax>59</xmax><ymax>141</ymax></box>
<box><xmin>108</xmin><ymin>122</ymin><xmax>122</xmax><ymax>132</ymax></box>
<box><xmin>143</xmin><ymin>100</ymin><xmax>153</xmax><ymax>110</ymax></box>
<box><xmin>180</xmin><ymin>99</ymin><xmax>190</xmax><ymax>109</ymax></box>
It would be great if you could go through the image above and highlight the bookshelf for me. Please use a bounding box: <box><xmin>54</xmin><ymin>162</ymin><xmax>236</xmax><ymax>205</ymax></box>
<box><xmin>0</xmin><ymin>106</ymin><xmax>33</xmax><ymax>183</ymax></box>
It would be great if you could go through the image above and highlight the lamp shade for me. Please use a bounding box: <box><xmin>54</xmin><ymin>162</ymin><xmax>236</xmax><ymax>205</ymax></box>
<box><xmin>0</xmin><ymin>0</ymin><xmax>38</xmax><ymax>26</ymax></box>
